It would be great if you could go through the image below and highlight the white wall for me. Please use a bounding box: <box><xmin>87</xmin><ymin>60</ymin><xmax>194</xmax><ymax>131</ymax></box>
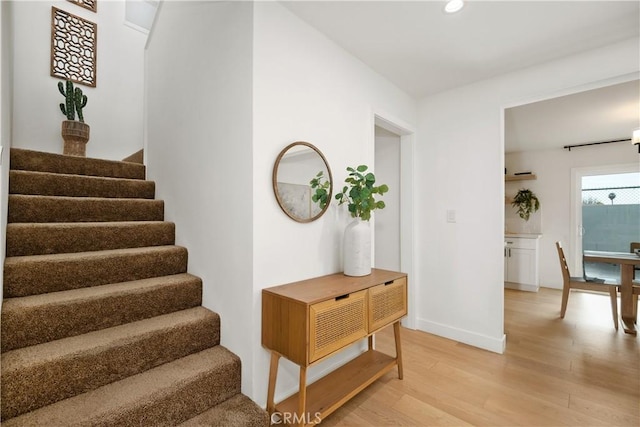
<box><xmin>417</xmin><ymin>38</ymin><xmax>639</xmax><ymax>353</ymax></box>
<box><xmin>11</xmin><ymin>0</ymin><xmax>146</xmax><ymax>160</ymax></box>
<box><xmin>252</xmin><ymin>2</ymin><xmax>416</xmax><ymax>404</ymax></box>
<box><xmin>374</xmin><ymin>126</ymin><xmax>401</xmax><ymax>271</ymax></box>
<box><xmin>506</xmin><ymin>144</ymin><xmax>637</xmax><ymax>289</ymax></box>
<box><xmin>145</xmin><ymin>0</ymin><xmax>254</xmax><ymax>393</ymax></box>
<box><xmin>0</xmin><ymin>0</ymin><xmax>14</xmax><ymax>307</ymax></box>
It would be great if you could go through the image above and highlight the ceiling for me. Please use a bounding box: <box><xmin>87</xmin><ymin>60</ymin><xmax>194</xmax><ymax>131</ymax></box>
<box><xmin>505</xmin><ymin>79</ymin><xmax>639</xmax><ymax>153</ymax></box>
<box><xmin>281</xmin><ymin>1</ymin><xmax>640</xmax><ymax>152</ymax></box>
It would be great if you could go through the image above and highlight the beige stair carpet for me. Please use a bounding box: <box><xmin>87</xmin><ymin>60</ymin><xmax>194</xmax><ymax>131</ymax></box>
<box><xmin>1</xmin><ymin>148</ymin><xmax>268</xmax><ymax>426</ymax></box>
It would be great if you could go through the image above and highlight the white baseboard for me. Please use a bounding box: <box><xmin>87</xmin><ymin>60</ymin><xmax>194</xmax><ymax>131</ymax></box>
<box><xmin>416</xmin><ymin>318</ymin><xmax>506</xmax><ymax>354</ymax></box>
<box><xmin>504</xmin><ymin>281</ymin><xmax>539</xmax><ymax>292</ymax></box>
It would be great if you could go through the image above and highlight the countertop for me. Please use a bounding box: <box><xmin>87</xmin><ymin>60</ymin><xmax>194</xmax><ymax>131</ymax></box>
<box><xmin>505</xmin><ymin>233</ymin><xmax>542</xmax><ymax>239</ymax></box>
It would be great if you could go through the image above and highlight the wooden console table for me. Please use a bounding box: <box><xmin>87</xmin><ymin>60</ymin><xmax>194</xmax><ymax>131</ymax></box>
<box><xmin>262</xmin><ymin>269</ymin><xmax>407</xmax><ymax>426</ymax></box>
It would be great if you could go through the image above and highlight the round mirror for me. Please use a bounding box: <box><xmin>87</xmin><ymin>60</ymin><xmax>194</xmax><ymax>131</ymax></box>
<box><xmin>273</xmin><ymin>141</ymin><xmax>333</xmax><ymax>223</ymax></box>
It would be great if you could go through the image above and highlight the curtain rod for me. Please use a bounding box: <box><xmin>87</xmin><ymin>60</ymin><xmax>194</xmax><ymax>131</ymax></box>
<box><xmin>563</xmin><ymin>138</ymin><xmax>630</xmax><ymax>151</ymax></box>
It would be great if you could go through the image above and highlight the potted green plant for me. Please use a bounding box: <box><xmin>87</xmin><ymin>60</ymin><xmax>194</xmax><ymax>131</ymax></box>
<box><xmin>58</xmin><ymin>80</ymin><xmax>89</xmax><ymax>156</ymax></box>
<box><xmin>335</xmin><ymin>165</ymin><xmax>388</xmax><ymax>276</ymax></box>
<box><xmin>511</xmin><ymin>188</ymin><xmax>540</xmax><ymax>221</ymax></box>
<box><xmin>335</xmin><ymin>165</ymin><xmax>389</xmax><ymax>221</ymax></box>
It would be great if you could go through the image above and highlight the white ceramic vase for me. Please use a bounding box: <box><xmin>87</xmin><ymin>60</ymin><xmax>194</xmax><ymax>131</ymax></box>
<box><xmin>343</xmin><ymin>217</ymin><xmax>371</xmax><ymax>276</ymax></box>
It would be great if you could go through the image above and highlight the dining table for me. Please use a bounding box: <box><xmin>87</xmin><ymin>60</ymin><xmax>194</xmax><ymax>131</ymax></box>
<box><xmin>583</xmin><ymin>250</ymin><xmax>640</xmax><ymax>335</ymax></box>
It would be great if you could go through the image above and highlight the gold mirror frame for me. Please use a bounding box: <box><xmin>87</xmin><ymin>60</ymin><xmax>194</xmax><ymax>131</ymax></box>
<box><xmin>272</xmin><ymin>141</ymin><xmax>333</xmax><ymax>223</ymax></box>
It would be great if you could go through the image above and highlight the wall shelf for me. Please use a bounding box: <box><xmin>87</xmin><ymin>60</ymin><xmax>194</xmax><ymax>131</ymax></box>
<box><xmin>505</xmin><ymin>174</ymin><xmax>536</xmax><ymax>182</ymax></box>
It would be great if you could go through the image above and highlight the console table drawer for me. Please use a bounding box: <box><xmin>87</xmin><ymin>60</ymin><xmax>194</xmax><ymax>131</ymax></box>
<box><xmin>368</xmin><ymin>277</ymin><xmax>407</xmax><ymax>332</ymax></box>
<box><xmin>309</xmin><ymin>289</ymin><xmax>367</xmax><ymax>362</ymax></box>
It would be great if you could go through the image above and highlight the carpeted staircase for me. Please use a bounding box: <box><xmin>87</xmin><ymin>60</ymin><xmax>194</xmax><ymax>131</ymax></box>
<box><xmin>1</xmin><ymin>148</ymin><xmax>268</xmax><ymax>426</ymax></box>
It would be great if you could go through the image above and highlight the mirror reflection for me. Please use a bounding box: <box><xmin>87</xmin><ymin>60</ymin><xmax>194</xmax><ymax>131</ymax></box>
<box><xmin>273</xmin><ymin>141</ymin><xmax>333</xmax><ymax>222</ymax></box>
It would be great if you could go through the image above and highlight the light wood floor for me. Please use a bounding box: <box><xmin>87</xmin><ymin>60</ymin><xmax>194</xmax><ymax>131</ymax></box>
<box><xmin>321</xmin><ymin>288</ymin><xmax>640</xmax><ymax>426</ymax></box>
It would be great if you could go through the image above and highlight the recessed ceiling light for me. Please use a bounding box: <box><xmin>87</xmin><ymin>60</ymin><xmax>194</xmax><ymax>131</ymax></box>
<box><xmin>444</xmin><ymin>0</ymin><xmax>465</xmax><ymax>14</ymax></box>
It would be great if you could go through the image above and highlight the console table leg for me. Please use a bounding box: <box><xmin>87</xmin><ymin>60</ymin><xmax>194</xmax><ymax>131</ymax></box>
<box><xmin>298</xmin><ymin>365</ymin><xmax>308</xmax><ymax>427</ymax></box>
<box><xmin>368</xmin><ymin>335</ymin><xmax>374</xmax><ymax>350</ymax></box>
<box><xmin>393</xmin><ymin>321</ymin><xmax>404</xmax><ymax>380</ymax></box>
<box><xmin>266</xmin><ymin>352</ymin><xmax>280</xmax><ymax>417</ymax></box>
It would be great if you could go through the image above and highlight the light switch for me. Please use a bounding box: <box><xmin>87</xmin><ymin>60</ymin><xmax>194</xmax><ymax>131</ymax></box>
<box><xmin>447</xmin><ymin>209</ymin><xmax>456</xmax><ymax>223</ymax></box>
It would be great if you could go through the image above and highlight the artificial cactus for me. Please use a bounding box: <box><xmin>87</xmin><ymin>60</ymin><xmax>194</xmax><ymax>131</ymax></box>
<box><xmin>58</xmin><ymin>80</ymin><xmax>75</xmax><ymax>120</ymax></box>
<box><xmin>74</xmin><ymin>87</ymin><xmax>87</xmax><ymax>123</ymax></box>
<box><xmin>58</xmin><ymin>80</ymin><xmax>88</xmax><ymax>122</ymax></box>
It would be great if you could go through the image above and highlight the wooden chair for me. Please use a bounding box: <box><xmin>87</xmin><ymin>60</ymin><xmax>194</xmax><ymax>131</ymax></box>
<box><xmin>631</xmin><ymin>243</ymin><xmax>640</xmax><ymax>321</ymax></box>
<box><xmin>633</xmin><ymin>282</ymin><xmax>639</xmax><ymax>323</ymax></box>
<box><xmin>631</xmin><ymin>242</ymin><xmax>640</xmax><ymax>280</ymax></box>
<box><xmin>556</xmin><ymin>241</ymin><xmax>619</xmax><ymax>330</ymax></box>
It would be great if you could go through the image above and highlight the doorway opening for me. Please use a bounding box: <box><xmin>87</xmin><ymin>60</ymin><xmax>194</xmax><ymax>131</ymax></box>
<box><xmin>372</xmin><ymin>114</ymin><xmax>415</xmax><ymax>329</ymax></box>
<box><xmin>374</xmin><ymin>125</ymin><xmax>401</xmax><ymax>272</ymax></box>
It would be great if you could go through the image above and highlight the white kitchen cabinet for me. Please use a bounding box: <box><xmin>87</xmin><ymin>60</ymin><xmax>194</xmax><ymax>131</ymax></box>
<box><xmin>504</xmin><ymin>235</ymin><xmax>540</xmax><ymax>292</ymax></box>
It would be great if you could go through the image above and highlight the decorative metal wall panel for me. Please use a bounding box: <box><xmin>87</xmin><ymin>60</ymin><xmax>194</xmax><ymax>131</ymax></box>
<box><xmin>67</xmin><ymin>0</ymin><xmax>97</xmax><ymax>13</ymax></box>
<box><xmin>51</xmin><ymin>7</ymin><xmax>97</xmax><ymax>87</ymax></box>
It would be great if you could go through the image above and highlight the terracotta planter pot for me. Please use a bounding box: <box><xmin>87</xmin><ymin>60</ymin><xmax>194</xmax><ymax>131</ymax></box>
<box><xmin>61</xmin><ymin>120</ymin><xmax>90</xmax><ymax>157</ymax></box>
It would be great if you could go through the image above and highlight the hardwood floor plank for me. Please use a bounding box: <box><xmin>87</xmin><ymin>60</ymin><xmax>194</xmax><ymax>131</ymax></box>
<box><xmin>391</xmin><ymin>394</ymin><xmax>473</xmax><ymax>426</ymax></box>
<box><xmin>316</xmin><ymin>288</ymin><xmax>639</xmax><ymax>426</ymax></box>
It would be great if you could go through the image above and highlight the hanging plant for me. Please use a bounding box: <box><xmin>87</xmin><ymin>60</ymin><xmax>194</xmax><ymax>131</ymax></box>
<box><xmin>511</xmin><ymin>189</ymin><xmax>540</xmax><ymax>221</ymax></box>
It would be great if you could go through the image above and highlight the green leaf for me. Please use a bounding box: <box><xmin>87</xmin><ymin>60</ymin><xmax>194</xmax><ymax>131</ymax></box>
<box><xmin>357</xmin><ymin>165</ymin><xmax>368</xmax><ymax>172</ymax></box>
<box><xmin>376</xmin><ymin>201</ymin><xmax>385</xmax><ymax>209</ymax></box>
<box><xmin>378</xmin><ymin>184</ymin><xmax>389</xmax><ymax>194</ymax></box>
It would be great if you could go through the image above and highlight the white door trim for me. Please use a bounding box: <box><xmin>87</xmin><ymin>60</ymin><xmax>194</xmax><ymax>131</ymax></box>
<box><xmin>372</xmin><ymin>110</ymin><xmax>417</xmax><ymax>330</ymax></box>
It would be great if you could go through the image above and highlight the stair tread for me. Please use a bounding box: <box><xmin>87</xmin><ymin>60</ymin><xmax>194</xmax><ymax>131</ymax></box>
<box><xmin>5</xmin><ymin>245</ymin><xmax>185</xmax><ymax>264</ymax></box>
<box><xmin>7</xmin><ymin>220</ymin><xmax>172</xmax><ymax>229</ymax></box>
<box><xmin>10</xmin><ymin>148</ymin><xmax>145</xmax><ymax>180</ymax></box>
<box><xmin>9</xmin><ymin>194</ymin><xmax>160</xmax><ymax>202</ymax></box>
<box><xmin>2</xmin><ymin>274</ymin><xmax>203</xmax><ymax>351</ymax></box>
<box><xmin>2</xmin><ymin>273</ymin><xmax>200</xmax><ymax>309</ymax></box>
<box><xmin>10</xmin><ymin>169</ymin><xmax>153</xmax><ymax>184</ymax></box>
<box><xmin>9</xmin><ymin>170</ymin><xmax>155</xmax><ymax>199</ymax></box>
<box><xmin>8</xmin><ymin>194</ymin><xmax>165</xmax><ymax>223</ymax></box>
<box><xmin>1</xmin><ymin>307</ymin><xmax>216</xmax><ymax>371</ymax></box>
<box><xmin>4</xmin><ymin>245</ymin><xmax>188</xmax><ymax>297</ymax></box>
<box><xmin>6</xmin><ymin>221</ymin><xmax>176</xmax><ymax>256</ymax></box>
<box><xmin>1</xmin><ymin>346</ymin><xmax>239</xmax><ymax>427</ymax></box>
<box><xmin>179</xmin><ymin>394</ymin><xmax>269</xmax><ymax>427</ymax></box>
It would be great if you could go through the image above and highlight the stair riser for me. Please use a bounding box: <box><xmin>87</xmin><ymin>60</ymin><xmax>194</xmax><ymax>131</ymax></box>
<box><xmin>1</xmin><ymin>315</ymin><xmax>221</xmax><ymax>420</ymax></box>
<box><xmin>1</xmin><ymin>348</ymin><xmax>242</xmax><ymax>427</ymax></box>
<box><xmin>10</xmin><ymin>148</ymin><xmax>145</xmax><ymax>179</ymax></box>
<box><xmin>6</xmin><ymin>222</ymin><xmax>175</xmax><ymax>256</ymax></box>
<box><xmin>9</xmin><ymin>170</ymin><xmax>156</xmax><ymax>199</ymax></box>
<box><xmin>1</xmin><ymin>277</ymin><xmax>203</xmax><ymax>352</ymax></box>
<box><xmin>8</xmin><ymin>195</ymin><xmax>164</xmax><ymax>223</ymax></box>
<box><xmin>179</xmin><ymin>394</ymin><xmax>270</xmax><ymax>427</ymax></box>
<box><xmin>4</xmin><ymin>247</ymin><xmax>188</xmax><ymax>297</ymax></box>
<box><xmin>107</xmin><ymin>360</ymin><xmax>241</xmax><ymax>427</ymax></box>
